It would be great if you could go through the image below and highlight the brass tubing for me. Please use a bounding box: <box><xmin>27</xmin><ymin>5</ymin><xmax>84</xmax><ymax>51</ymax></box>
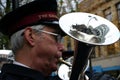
<box><xmin>59</xmin><ymin>57</ymin><xmax>72</xmax><ymax>67</ymax></box>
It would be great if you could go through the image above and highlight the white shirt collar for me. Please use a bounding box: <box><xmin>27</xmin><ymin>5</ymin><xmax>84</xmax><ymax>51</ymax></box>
<box><xmin>13</xmin><ymin>61</ymin><xmax>30</xmax><ymax>68</ymax></box>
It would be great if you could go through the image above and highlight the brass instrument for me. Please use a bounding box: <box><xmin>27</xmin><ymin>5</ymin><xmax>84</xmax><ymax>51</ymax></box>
<box><xmin>58</xmin><ymin>12</ymin><xmax>120</xmax><ymax>80</ymax></box>
<box><xmin>58</xmin><ymin>57</ymin><xmax>90</xmax><ymax>80</ymax></box>
<box><xmin>59</xmin><ymin>57</ymin><xmax>72</xmax><ymax>67</ymax></box>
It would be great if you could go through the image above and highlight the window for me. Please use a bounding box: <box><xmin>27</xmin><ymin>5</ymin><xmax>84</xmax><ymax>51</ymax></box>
<box><xmin>67</xmin><ymin>38</ymin><xmax>72</xmax><ymax>51</ymax></box>
<box><xmin>116</xmin><ymin>3</ymin><xmax>120</xmax><ymax>23</ymax></box>
<box><xmin>104</xmin><ymin>7</ymin><xmax>112</xmax><ymax>21</ymax></box>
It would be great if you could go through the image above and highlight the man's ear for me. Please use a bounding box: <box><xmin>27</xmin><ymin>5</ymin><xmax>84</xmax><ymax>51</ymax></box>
<box><xmin>23</xmin><ymin>27</ymin><xmax>36</xmax><ymax>46</ymax></box>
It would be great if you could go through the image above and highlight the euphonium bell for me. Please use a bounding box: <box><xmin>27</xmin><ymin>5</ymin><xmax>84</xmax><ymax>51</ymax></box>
<box><xmin>58</xmin><ymin>12</ymin><xmax>120</xmax><ymax>80</ymax></box>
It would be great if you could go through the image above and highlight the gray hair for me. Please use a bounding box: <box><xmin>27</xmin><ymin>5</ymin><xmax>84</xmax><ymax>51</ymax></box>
<box><xmin>10</xmin><ymin>25</ymin><xmax>45</xmax><ymax>54</ymax></box>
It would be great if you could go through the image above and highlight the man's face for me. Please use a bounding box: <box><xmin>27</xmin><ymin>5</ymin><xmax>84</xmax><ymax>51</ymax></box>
<box><xmin>31</xmin><ymin>26</ymin><xmax>64</xmax><ymax>75</ymax></box>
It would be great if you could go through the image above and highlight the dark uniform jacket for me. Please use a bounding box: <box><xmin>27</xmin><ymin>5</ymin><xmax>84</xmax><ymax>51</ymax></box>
<box><xmin>0</xmin><ymin>64</ymin><xmax>116</xmax><ymax>80</ymax></box>
<box><xmin>0</xmin><ymin>64</ymin><xmax>61</xmax><ymax>80</ymax></box>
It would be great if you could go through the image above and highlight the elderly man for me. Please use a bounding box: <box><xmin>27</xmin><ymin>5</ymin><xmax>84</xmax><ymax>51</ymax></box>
<box><xmin>0</xmin><ymin>0</ymin><xmax>65</xmax><ymax>80</ymax></box>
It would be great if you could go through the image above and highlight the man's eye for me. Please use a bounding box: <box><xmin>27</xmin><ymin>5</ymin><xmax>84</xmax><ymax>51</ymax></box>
<box><xmin>51</xmin><ymin>35</ymin><xmax>58</xmax><ymax>41</ymax></box>
<box><xmin>54</xmin><ymin>36</ymin><xmax>58</xmax><ymax>41</ymax></box>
